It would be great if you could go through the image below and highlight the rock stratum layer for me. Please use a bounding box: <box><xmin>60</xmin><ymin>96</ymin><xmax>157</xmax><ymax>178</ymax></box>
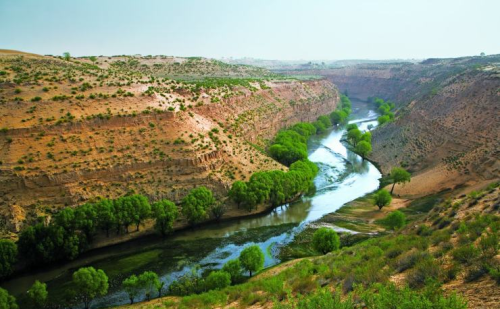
<box><xmin>0</xmin><ymin>51</ymin><xmax>339</xmax><ymax>234</ymax></box>
<box><xmin>322</xmin><ymin>56</ymin><xmax>500</xmax><ymax>195</ymax></box>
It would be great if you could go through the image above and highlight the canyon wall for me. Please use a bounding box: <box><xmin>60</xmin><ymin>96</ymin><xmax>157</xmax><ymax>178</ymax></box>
<box><xmin>0</xmin><ymin>71</ymin><xmax>339</xmax><ymax>233</ymax></box>
<box><xmin>322</xmin><ymin>56</ymin><xmax>500</xmax><ymax>195</ymax></box>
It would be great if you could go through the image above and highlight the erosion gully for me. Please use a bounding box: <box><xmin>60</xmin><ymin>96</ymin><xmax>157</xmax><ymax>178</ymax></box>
<box><xmin>2</xmin><ymin>99</ymin><xmax>381</xmax><ymax>308</ymax></box>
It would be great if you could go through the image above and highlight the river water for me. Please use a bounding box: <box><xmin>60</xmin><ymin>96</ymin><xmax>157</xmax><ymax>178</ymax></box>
<box><xmin>3</xmin><ymin>99</ymin><xmax>381</xmax><ymax>308</ymax></box>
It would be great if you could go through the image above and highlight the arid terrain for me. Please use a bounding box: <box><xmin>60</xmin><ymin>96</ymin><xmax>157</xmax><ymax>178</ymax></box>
<box><xmin>0</xmin><ymin>50</ymin><xmax>339</xmax><ymax>237</ymax></box>
<box><xmin>288</xmin><ymin>56</ymin><xmax>500</xmax><ymax>196</ymax></box>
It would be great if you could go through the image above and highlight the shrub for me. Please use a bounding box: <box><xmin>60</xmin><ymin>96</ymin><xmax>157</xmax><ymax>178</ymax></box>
<box><xmin>464</xmin><ymin>263</ymin><xmax>489</xmax><ymax>282</ymax></box>
<box><xmin>205</xmin><ymin>271</ymin><xmax>231</xmax><ymax>291</ymax></box>
<box><xmin>222</xmin><ymin>259</ymin><xmax>242</xmax><ymax>284</ymax></box>
<box><xmin>488</xmin><ymin>265</ymin><xmax>500</xmax><ymax>284</ymax></box>
<box><xmin>395</xmin><ymin>250</ymin><xmax>429</xmax><ymax>272</ymax></box>
<box><xmin>406</xmin><ymin>257</ymin><xmax>441</xmax><ymax>288</ymax></box>
<box><xmin>312</xmin><ymin>227</ymin><xmax>340</xmax><ymax>254</ymax></box>
<box><xmin>383</xmin><ymin>211</ymin><xmax>406</xmax><ymax>230</ymax></box>
<box><xmin>478</xmin><ymin>233</ymin><xmax>498</xmax><ymax>258</ymax></box>
<box><xmin>452</xmin><ymin>245</ymin><xmax>479</xmax><ymax>265</ymax></box>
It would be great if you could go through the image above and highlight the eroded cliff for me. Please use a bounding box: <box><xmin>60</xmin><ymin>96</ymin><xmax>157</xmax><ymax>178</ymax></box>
<box><xmin>0</xmin><ymin>52</ymin><xmax>339</xmax><ymax>234</ymax></box>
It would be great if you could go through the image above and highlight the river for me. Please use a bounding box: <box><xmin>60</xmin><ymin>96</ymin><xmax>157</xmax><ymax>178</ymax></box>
<box><xmin>3</xmin><ymin>99</ymin><xmax>381</xmax><ymax>308</ymax></box>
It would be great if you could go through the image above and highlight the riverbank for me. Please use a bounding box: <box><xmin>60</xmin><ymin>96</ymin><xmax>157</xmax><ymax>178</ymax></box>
<box><xmin>3</xmin><ymin>99</ymin><xmax>383</xmax><ymax>308</ymax></box>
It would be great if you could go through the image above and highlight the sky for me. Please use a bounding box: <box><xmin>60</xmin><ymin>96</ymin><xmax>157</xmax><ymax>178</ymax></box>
<box><xmin>1</xmin><ymin>0</ymin><xmax>499</xmax><ymax>60</ymax></box>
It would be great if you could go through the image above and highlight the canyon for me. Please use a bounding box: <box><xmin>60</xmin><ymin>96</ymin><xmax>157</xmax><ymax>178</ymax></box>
<box><xmin>283</xmin><ymin>56</ymin><xmax>500</xmax><ymax>196</ymax></box>
<box><xmin>0</xmin><ymin>50</ymin><xmax>339</xmax><ymax>237</ymax></box>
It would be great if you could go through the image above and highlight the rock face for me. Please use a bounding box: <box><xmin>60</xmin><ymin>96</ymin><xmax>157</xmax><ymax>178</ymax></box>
<box><xmin>0</xmin><ymin>52</ymin><xmax>339</xmax><ymax>233</ymax></box>
<box><xmin>322</xmin><ymin>56</ymin><xmax>500</xmax><ymax>195</ymax></box>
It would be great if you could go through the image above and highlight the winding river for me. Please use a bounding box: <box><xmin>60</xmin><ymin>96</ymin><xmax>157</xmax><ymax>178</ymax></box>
<box><xmin>3</xmin><ymin>99</ymin><xmax>381</xmax><ymax>308</ymax></box>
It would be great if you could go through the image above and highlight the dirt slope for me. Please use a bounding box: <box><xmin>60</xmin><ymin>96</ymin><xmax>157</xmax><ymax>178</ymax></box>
<box><xmin>315</xmin><ymin>56</ymin><xmax>500</xmax><ymax>196</ymax></box>
<box><xmin>0</xmin><ymin>52</ymin><xmax>339</xmax><ymax>234</ymax></box>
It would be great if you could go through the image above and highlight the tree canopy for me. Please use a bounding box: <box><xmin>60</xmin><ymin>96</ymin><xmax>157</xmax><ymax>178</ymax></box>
<box><xmin>138</xmin><ymin>271</ymin><xmax>161</xmax><ymax>301</ymax></box>
<box><xmin>312</xmin><ymin>227</ymin><xmax>340</xmax><ymax>254</ymax></box>
<box><xmin>355</xmin><ymin>140</ymin><xmax>372</xmax><ymax>159</ymax></box>
<box><xmin>27</xmin><ymin>280</ymin><xmax>48</xmax><ymax>308</ymax></box>
<box><xmin>390</xmin><ymin>167</ymin><xmax>411</xmax><ymax>194</ymax></box>
<box><xmin>182</xmin><ymin>186</ymin><xmax>216</xmax><ymax>225</ymax></box>
<box><xmin>222</xmin><ymin>259</ymin><xmax>243</xmax><ymax>284</ymax></box>
<box><xmin>151</xmin><ymin>200</ymin><xmax>178</xmax><ymax>237</ymax></box>
<box><xmin>383</xmin><ymin>211</ymin><xmax>406</xmax><ymax>230</ymax></box>
<box><xmin>205</xmin><ymin>270</ymin><xmax>231</xmax><ymax>290</ymax></box>
<box><xmin>373</xmin><ymin>189</ymin><xmax>392</xmax><ymax>210</ymax></box>
<box><xmin>0</xmin><ymin>240</ymin><xmax>17</xmax><ymax>279</ymax></box>
<box><xmin>122</xmin><ymin>274</ymin><xmax>141</xmax><ymax>304</ymax></box>
<box><xmin>239</xmin><ymin>245</ymin><xmax>265</xmax><ymax>277</ymax></box>
<box><xmin>72</xmin><ymin>267</ymin><xmax>109</xmax><ymax>309</ymax></box>
<box><xmin>0</xmin><ymin>288</ymin><xmax>18</xmax><ymax>309</ymax></box>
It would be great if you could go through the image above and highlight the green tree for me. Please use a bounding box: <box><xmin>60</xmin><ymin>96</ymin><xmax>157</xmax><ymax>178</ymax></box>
<box><xmin>317</xmin><ymin>115</ymin><xmax>332</xmax><ymax>128</ymax></box>
<box><xmin>211</xmin><ymin>202</ymin><xmax>226</xmax><ymax>221</ymax></box>
<box><xmin>182</xmin><ymin>187</ymin><xmax>216</xmax><ymax>225</ymax></box>
<box><xmin>330</xmin><ymin>110</ymin><xmax>348</xmax><ymax>125</ymax></box>
<box><xmin>361</xmin><ymin>131</ymin><xmax>371</xmax><ymax>143</ymax></box>
<box><xmin>63</xmin><ymin>52</ymin><xmax>71</xmax><ymax>61</ymax></box>
<box><xmin>130</xmin><ymin>195</ymin><xmax>151</xmax><ymax>231</ymax></box>
<box><xmin>27</xmin><ymin>280</ymin><xmax>48</xmax><ymax>308</ymax></box>
<box><xmin>138</xmin><ymin>271</ymin><xmax>161</xmax><ymax>301</ymax></box>
<box><xmin>88</xmin><ymin>56</ymin><xmax>97</xmax><ymax>63</ymax></box>
<box><xmin>384</xmin><ymin>211</ymin><xmax>406</xmax><ymax>230</ymax></box>
<box><xmin>222</xmin><ymin>259</ymin><xmax>242</xmax><ymax>284</ymax></box>
<box><xmin>373</xmin><ymin>189</ymin><xmax>392</xmax><ymax>210</ymax></box>
<box><xmin>239</xmin><ymin>245</ymin><xmax>264</xmax><ymax>277</ymax></box>
<box><xmin>114</xmin><ymin>196</ymin><xmax>134</xmax><ymax>233</ymax></box>
<box><xmin>312</xmin><ymin>120</ymin><xmax>327</xmax><ymax>134</ymax></box>
<box><xmin>291</xmin><ymin>122</ymin><xmax>316</xmax><ymax>138</ymax></box>
<box><xmin>378</xmin><ymin>115</ymin><xmax>391</xmax><ymax>125</ymax></box>
<box><xmin>0</xmin><ymin>288</ymin><xmax>17</xmax><ymax>309</ymax></box>
<box><xmin>54</xmin><ymin>207</ymin><xmax>76</xmax><ymax>231</ymax></box>
<box><xmin>390</xmin><ymin>167</ymin><xmax>411</xmax><ymax>194</ymax></box>
<box><xmin>228</xmin><ymin>181</ymin><xmax>247</xmax><ymax>208</ymax></box>
<box><xmin>122</xmin><ymin>275</ymin><xmax>140</xmax><ymax>304</ymax></box>
<box><xmin>347</xmin><ymin>128</ymin><xmax>362</xmax><ymax>146</ymax></box>
<box><xmin>151</xmin><ymin>200</ymin><xmax>178</xmax><ymax>237</ymax></box>
<box><xmin>205</xmin><ymin>271</ymin><xmax>231</xmax><ymax>291</ymax></box>
<box><xmin>75</xmin><ymin>203</ymin><xmax>97</xmax><ymax>241</ymax></box>
<box><xmin>72</xmin><ymin>267</ymin><xmax>109</xmax><ymax>309</ymax></box>
<box><xmin>312</xmin><ymin>227</ymin><xmax>340</xmax><ymax>254</ymax></box>
<box><xmin>355</xmin><ymin>140</ymin><xmax>372</xmax><ymax>159</ymax></box>
<box><xmin>0</xmin><ymin>240</ymin><xmax>17</xmax><ymax>279</ymax></box>
<box><xmin>95</xmin><ymin>199</ymin><xmax>116</xmax><ymax>237</ymax></box>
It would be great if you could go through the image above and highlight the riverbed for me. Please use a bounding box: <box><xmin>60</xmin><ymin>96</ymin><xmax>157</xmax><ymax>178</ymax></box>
<box><xmin>3</xmin><ymin>99</ymin><xmax>381</xmax><ymax>308</ymax></box>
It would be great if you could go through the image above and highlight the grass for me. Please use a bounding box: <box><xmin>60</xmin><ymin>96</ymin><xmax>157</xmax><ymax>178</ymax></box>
<box><xmin>100</xmin><ymin>249</ymin><xmax>162</xmax><ymax>277</ymax></box>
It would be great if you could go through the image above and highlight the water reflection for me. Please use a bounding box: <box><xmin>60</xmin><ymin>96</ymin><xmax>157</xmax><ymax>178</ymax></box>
<box><xmin>5</xmin><ymin>99</ymin><xmax>382</xmax><ymax>308</ymax></box>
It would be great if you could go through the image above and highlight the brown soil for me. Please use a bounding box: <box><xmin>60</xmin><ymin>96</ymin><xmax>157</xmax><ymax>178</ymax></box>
<box><xmin>0</xmin><ymin>51</ymin><xmax>339</xmax><ymax>238</ymax></box>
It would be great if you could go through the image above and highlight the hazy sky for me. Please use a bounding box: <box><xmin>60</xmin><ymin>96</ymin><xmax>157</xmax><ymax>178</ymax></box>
<box><xmin>1</xmin><ymin>0</ymin><xmax>499</xmax><ymax>60</ymax></box>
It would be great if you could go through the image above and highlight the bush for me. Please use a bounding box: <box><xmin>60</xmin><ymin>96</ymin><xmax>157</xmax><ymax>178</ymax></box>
<box><xmin>452</xmin><ymin>245</ymin><xmax>479</xmax><ymax>265</ymax></box>
<box><xmin>222</xmin><ymin>259</ymin><xmax>242</xmax><ymax>284</ymax></box>
<box><xmin>382</xmin><ymin>211</ymin><xmax>406</xmax><ymax>230</ymax></box>
<box><xmin>478</xmin><ymin>233</ymin><xmax>498</xmax><ymax>258</ymax></box>
<box><xmin>312</xmin><ymin>228</ymin><xmax>340</xmax><ymax>254</ymax></box>
<box><xmin>464</xmin><ymin>263</ymin><xmax>489</xmax><ymax>282</ymax></box>
<box><xmin>406</xmin><ymin>257</ymin><xmax>440</xmax><ymax>288</ymax></box>
<box><xmin>205</xmin><ymin>271</ymin><xmax>231</xmax><ymax>291</ymax></box>
<box><xmin>488</xmin><ymin>265</ymin><xmax>500</xmax><ymax>284</ymax></box>
<box><xmin>360</xmin><ymin>283</ymin><xmax>467</xmax><ymax>309</ymax></box>
<box><xmin>395</xmin><ymin>250</ymin><xmax>429</xmax><ymax>272</ymax></box>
